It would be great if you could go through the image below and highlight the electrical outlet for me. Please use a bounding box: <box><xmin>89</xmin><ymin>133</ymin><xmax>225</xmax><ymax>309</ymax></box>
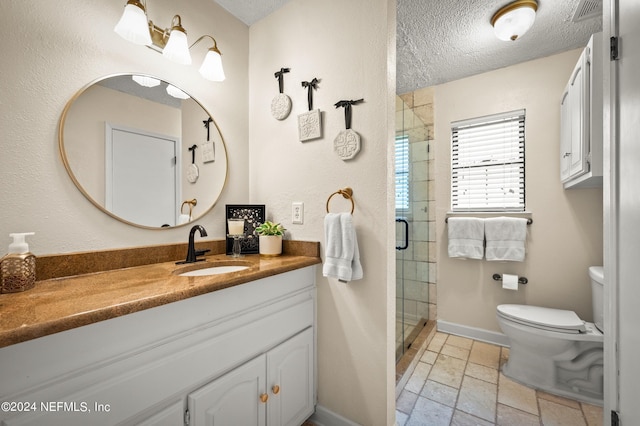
<box><xmin>292</xmin><ymin>202</ymin><xmax>304</xmax><ymax>224</ymax></box>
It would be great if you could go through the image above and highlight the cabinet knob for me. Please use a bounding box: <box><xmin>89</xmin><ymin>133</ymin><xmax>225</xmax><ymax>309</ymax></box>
<box><xmin>260</xmin><ymin>393</ymin><xmax>269</xmax><ymax>403</ymax></box>
<box><xmin>272</xmin><ymin>385</ymin><xmax>280</xmax><ymax>394</ymax></box>
<box><xmin>563</xmin><ymin>152</ymin><xmax>572</xmax><ymax>158</ymax></box>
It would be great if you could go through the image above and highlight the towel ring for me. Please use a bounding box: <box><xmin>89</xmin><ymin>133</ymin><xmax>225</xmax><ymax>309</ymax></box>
<box><xmin>181</xmin><ymin>199</ymin><xmax>197</xmax><ymax>217</ymax></box>
<box><xmin>326</xmin><ymin>187</ymin><xmax>355</xmax><ymax>214</ymax></box>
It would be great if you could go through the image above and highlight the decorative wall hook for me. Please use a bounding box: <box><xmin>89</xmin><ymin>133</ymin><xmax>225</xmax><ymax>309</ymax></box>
<box><xmin>203</xmin><ymin>117</ymin><xmax>213</xmax><ymax>141</ymax></box>
<box><xmin>298</xmin><ymin>77</ymin><xmax>322</xmax><ymax>142</ymax></box>
<box><xmin>271</xmin><ymin>67</ymin><xmax>292</xmax><ymax>120</ymax></box>
<box><xmin>302</xmin><ymin>78</ymin><xmax>319</xmax><ymax>111</ymax></box>
<box><xmin>333</xmin><ymin>99</ymin><xmax>364</xmax><ymax>160</ymax></box>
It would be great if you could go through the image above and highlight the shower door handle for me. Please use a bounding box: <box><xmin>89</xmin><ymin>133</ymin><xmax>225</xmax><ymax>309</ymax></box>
<box><xmin>396</xmin><ymin>218</ymin><xmax>409</xmax><ymax>250</ymax></box>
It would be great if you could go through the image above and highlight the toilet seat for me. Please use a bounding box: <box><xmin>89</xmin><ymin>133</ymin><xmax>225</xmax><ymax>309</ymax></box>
<box><xmin>497</xmin><ymin>304</ymin><xmax>587</xmax><ymax>334</ymax></box>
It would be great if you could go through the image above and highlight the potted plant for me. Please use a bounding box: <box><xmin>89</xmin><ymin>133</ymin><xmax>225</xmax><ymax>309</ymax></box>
<box><xmin>255</xmin><ymin>221</ymin><xmax>286</xmax><ymax>256</ymax></box>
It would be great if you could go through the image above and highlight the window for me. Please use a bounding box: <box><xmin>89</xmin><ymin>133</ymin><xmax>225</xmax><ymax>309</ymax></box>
<box><xmin>395</xmin><ymin>134</ymin><xmax>410</xmax><ymax>211</ymax></box>
<box><xmin>451</xmin><ymin>110</ymin><xmax>525</xmax><ymax>212</ymax></box>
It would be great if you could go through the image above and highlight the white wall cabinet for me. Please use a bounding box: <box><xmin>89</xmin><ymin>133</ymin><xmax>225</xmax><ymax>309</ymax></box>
<box><xmin>0</xmin><ymin>267</ymin><xmax>316</xmax><ymax>426</ymax></box>
<box><xmin>560</xmin><ymin>33</ymin><xmax>603</xmax><ymax>188</ymax></box>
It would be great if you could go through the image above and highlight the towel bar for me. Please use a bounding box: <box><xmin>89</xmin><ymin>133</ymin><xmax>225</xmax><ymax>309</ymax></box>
<box><xmin>493</xmin><ymin>273</ymin><xmax>528</xmax><ymax>285</ymax></box>
<box><xmin>445</xmin><ymin>217</ymin><xmax>532</xmax><ymax>225</ymax></box>
<box><xmin>326</xmin><ymin>187</ymin><xmax>355</xmax><ymax>214</ymax></box>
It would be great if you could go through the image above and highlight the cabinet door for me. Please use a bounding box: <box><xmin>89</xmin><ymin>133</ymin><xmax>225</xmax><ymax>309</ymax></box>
<box><xmin>267</xmin><ymin>328</ymin><xmax>314</xmax><ymax>426</ymax></box>
<box><xmin>188</xmin><ymin>354</ymin><xmax>267</xmax><ymax>426</ymax></box>
<box><xmin>136</xmin><ymin>400</ymin><xmax>185</xmax><ymax>426</ymax></box>
<box><xmin>560</xmin><ymin>88</ymin><xmax>572</xmax><ymax>181</ymax></box>
<box><xmin>568</xmin><ymin>49</ymin><xmax>589</xmax><ymax>178</ymax></box>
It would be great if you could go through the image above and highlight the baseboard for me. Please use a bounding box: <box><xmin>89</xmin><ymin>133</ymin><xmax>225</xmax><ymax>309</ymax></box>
<box><xmin>437</xmin><ymin>320</ymin><xmax>510</xmax><ymax>347</ymax></box>
<box><xmin>309</xmin><ymin>405</ymin><xmax>361</xmax><ymax>426</ymax></box>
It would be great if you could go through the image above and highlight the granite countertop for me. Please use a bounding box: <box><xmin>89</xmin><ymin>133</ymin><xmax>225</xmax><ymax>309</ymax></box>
<box><xmin>0</xmin><ymin>242</ymin><xmax>321</xmax><ymax>349</ymax></box>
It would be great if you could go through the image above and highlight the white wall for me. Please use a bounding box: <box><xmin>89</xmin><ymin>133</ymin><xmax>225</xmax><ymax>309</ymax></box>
<box><xmin>0</xmin><ymin>0</ymin><xmax>249</xmax><ymax>253</ymax></box>
<box><xmin>248</xmin><ymin>0</ymin><xmax>396</xmax><ymax>423</ymax></box>
<box><xmin>434</xmin><ymin>50</ymin><xmax>604</xmax><ymax>333</ymax></box>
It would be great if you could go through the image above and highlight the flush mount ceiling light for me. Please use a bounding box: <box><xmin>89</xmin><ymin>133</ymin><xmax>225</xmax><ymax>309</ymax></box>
<box><xmin>114</xmin><ymin>0</ymin><xmax>225</xmax><ymax>81</ymax></box>
<box><xmin>491</xmin><ymin>0</ymin><xmax>538</xmax><ymax>41</ymax></box>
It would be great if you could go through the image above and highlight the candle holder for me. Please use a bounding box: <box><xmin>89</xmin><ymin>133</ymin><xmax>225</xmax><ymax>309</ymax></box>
<box><xmin>227</xmin><ymin>219</ymin><xmax>246</xmax><ymax>258</ymax></box>
<box><xmin>227</xmin><ymin>234</ymin><xmax>245</xmax><ymax>258</ymax></box>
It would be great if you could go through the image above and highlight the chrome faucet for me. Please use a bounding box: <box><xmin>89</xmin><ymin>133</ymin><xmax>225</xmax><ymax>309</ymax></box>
<box><xmin>177</xmin><ymin>225</ymin><xmax>210</xmax><ymax>264</ymax></box>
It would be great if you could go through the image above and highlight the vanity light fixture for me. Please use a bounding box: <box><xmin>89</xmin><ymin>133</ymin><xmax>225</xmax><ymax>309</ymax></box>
<box><xmin>166</xmin><ymin>84</ymin><xmax>190</xmax><ymax>99</ymax></box>
<box><xmin>114</xmin><ymin>0</ymin><xmax>226</xmax><ymax>81</ymax></box>
<box><xmin>491</xmin><ymin>0</ymin><xmax>538</xmax><ymax>41</ymax></box>
<box><xmin>131</xmin><ymin>75</ymin><xmax>160</xmax><ymax>87</ymax></box>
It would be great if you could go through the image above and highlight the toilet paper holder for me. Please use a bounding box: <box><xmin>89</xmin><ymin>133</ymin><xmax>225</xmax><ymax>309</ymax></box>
<box><xmin>493</xmin><ymin>274</ymin><xmax>528</xmax><ymax>285</ymax></box>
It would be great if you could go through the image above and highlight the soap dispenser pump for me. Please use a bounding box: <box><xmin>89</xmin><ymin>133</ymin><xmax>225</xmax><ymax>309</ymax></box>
<box><xmin>1</xmin><ymin>232</ymin><xmax>36</xmax><ymax>293</ymax></box>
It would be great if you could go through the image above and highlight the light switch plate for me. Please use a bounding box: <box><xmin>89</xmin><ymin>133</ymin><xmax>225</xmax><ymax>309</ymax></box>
<box><xmin>292</xmin><ymin>202</ymin><xmax>304</xmax><ymax>224</ymax></box>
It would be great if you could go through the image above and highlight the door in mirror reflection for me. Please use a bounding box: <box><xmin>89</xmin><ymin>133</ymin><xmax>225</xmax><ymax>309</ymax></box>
<box><xmin>107</xmin><ymin>125</ymin><xmax>179</xmax><ymax>227</ymax></box>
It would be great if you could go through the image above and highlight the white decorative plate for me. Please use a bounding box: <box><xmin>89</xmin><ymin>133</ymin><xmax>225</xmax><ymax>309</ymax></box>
<box><xmin>334</xmin><ymin>129</ymin><xmax>361</xmax><ymax>160</ymax></box>
<box><xmin>271</xmin><ymin>93</ymin><xmax>292</xmax><ymax>120</ymax></box>
<box><xmin>187</xmin><ymin>163</ymin><xmax>199</xmax><ymax>183</ymax></box>
<box><xmin>298</xmin><ymin>109</ymin><xmax>322</xmax><ymax>141</ymax></box>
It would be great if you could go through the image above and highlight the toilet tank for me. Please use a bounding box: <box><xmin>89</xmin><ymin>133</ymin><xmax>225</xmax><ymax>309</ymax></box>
<box><xmin>589</xmin><ymin>266</ymin><xmax>605</xmax><ymax>333</ymax></box>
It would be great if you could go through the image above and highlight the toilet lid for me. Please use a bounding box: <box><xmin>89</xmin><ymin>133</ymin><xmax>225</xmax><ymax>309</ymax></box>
<box><xmin>497</xmin><ymin>304</ymin><xmax>587</xmax><ymax>333</ymax></box>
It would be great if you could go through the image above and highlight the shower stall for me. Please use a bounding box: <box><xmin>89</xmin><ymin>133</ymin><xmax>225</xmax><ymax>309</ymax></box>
<box><xmin>395</xmin><ymin>94</ymin><xmax>434</xmax><ymax>363</ymax></box>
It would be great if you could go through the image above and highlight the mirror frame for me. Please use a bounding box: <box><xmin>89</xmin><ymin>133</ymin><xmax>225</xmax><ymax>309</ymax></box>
<box><xmin>58</xmin><ymin>73</ymin><xmax>229</xmax><ymax>230</ymax></box>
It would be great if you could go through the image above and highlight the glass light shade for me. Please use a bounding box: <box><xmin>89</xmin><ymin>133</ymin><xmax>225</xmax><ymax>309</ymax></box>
<box><xmin>114</xmin><ymin>2</ymin><xmax>151</xmax><ymax>45</ymax></box>
<box><xmin>493</xmin><ymin>6</ymin><xmax>536</xmax><ymax>41</ymax></box>
<box><xmin>166</xmin><ymin>84</ymin><xmax>190</xmax><ymax>99</ymax></box>
<box><xmin>132</xmin><ymin>75</ymin><xmax>161</xmax><ymax>87</ymax></box>
<box><xmin>162</xmin><ymin>28</ymin><xmax>192</xmax><ymax>65</ymax></box>
<box><xmin>199</xmin><ymin>49</ymin><xmax>226</xmax><ymax>82</ymax></box>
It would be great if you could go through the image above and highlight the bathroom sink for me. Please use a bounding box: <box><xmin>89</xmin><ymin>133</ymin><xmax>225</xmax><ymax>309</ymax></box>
<box><xmin>174</xmin><ymin>261</ymin><xmax>253</xmax><ymax>277</ymax></box>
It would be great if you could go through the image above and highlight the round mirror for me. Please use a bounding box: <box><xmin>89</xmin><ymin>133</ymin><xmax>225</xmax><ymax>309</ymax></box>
<box><xmin>59</xmin><ymin>74</ymin><xmax>228</xmax><ymax>229</ymax></box>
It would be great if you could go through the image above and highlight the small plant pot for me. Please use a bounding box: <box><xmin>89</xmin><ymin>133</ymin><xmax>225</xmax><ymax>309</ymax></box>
<box><xmin>259</xmin><ymin>235</ymin><xmax>283</xmax><ymax>257</ymax></box>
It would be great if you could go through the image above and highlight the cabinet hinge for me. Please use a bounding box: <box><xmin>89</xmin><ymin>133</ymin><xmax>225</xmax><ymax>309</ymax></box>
<box><xmin>184</xmin><ymin>408</ymin><xmax>190</xmax><ymax>426</ymax></box>
<box><xmin>611</xmin><ymin>410</ymin><xmax>620</xmax><ymax>426</ymax></box>
<box><xmin>610</xmin><ymin>36</ymin><xmax>619</xmax><ymax>61</ymax></box>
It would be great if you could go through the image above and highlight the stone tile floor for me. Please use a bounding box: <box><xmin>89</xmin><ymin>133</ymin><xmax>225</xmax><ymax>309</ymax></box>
<box><xmin>396</xmin><ymin>332</ymin><xmax>604</xmax><ymax>426</ymax></box>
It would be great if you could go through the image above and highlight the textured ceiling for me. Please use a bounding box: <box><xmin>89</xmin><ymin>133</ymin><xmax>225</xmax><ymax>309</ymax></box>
<box><xmin>213</xmin><ymin>0</ymin><xmax>602</xmax><ymax>94</ymax></box>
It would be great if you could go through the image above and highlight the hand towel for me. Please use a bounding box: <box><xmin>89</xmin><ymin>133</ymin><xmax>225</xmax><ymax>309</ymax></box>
<box><xmin>447</xmin><ymin>217</ymin><xmax>484</xmax><ymax>260</ymax></box>
<box><xmin>323</xmin><ymin>213</ymin><xmax>363</xmax><ymax>282</ymax></box>
<box><xmin>485</xmin><ymin>217</ymin><xmax>528</xmax><ymax>261</ymax></box>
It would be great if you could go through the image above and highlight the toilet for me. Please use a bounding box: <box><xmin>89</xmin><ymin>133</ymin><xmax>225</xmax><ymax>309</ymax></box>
<box><xmin>496</xmin><ymin>266</ymin><xmax>604</xmax><ymax>405</ymax></box>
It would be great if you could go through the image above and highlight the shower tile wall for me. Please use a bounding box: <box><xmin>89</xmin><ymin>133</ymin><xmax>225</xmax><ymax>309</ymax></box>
<box><xmin>396</xmin><ymin>87</ymin><xmax>436</xmax><ymax>324</ymax></box>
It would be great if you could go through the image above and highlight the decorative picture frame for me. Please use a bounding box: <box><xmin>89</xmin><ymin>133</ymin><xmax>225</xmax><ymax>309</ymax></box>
<box><xmin>225</xmin><ymin>204</ymin><xmax>266</xmax><ymax>255</ymax></box>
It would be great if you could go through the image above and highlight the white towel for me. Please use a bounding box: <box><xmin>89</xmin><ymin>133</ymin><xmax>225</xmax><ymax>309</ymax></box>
<box><xmin>485</xmin><ymin>217</ymin><xmax>528</xmax><ymax>261</ymax></box>
<box><xmin>447</xmin><ymin>217</ymin><xmax>485</xmax><ymax>260</ymax></box>
<box><xmin>323</xmin><ymin>213</ymin><xmax>363</xmax><ymax>282</ymax></box>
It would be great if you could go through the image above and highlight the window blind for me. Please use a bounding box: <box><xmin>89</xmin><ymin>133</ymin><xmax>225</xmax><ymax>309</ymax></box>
<box><xmin>395</xmin><ymin>135</ymin><xmax>410</xmax><ymax>211</ymax></box>
<box><xmin>451</xmin><ymin>110</ymin><xmax>525</xmax><ymax>212</ymax></box>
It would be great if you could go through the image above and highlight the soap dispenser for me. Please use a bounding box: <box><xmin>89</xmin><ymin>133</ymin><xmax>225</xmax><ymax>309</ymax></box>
<box><xmin>0</xmin><ymin>233</ymin><xmax>36</xmax><ymax>293</ymax></box>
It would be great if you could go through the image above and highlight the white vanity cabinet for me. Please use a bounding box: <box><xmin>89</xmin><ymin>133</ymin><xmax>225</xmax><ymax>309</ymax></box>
<box><xmin>0</xmin><ymin>266</ymin><xmax>316</xmax><ymax>426</ymax></box>
<box><xmin>559</xmin><ymin>33</ymin><xmax>603</xmax><ymax>188</ymax></box>
<box><xmin>188</xmin><ymin>327</ymin><xmax>314</xmax><ymax>426</ymax></box>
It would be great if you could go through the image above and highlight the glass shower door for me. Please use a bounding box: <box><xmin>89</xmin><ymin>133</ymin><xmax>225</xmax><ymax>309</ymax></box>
<box><xmin>395</xmin><ymin>95</ymin><xmax>430</xmax><ymax>363</ymax></box>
